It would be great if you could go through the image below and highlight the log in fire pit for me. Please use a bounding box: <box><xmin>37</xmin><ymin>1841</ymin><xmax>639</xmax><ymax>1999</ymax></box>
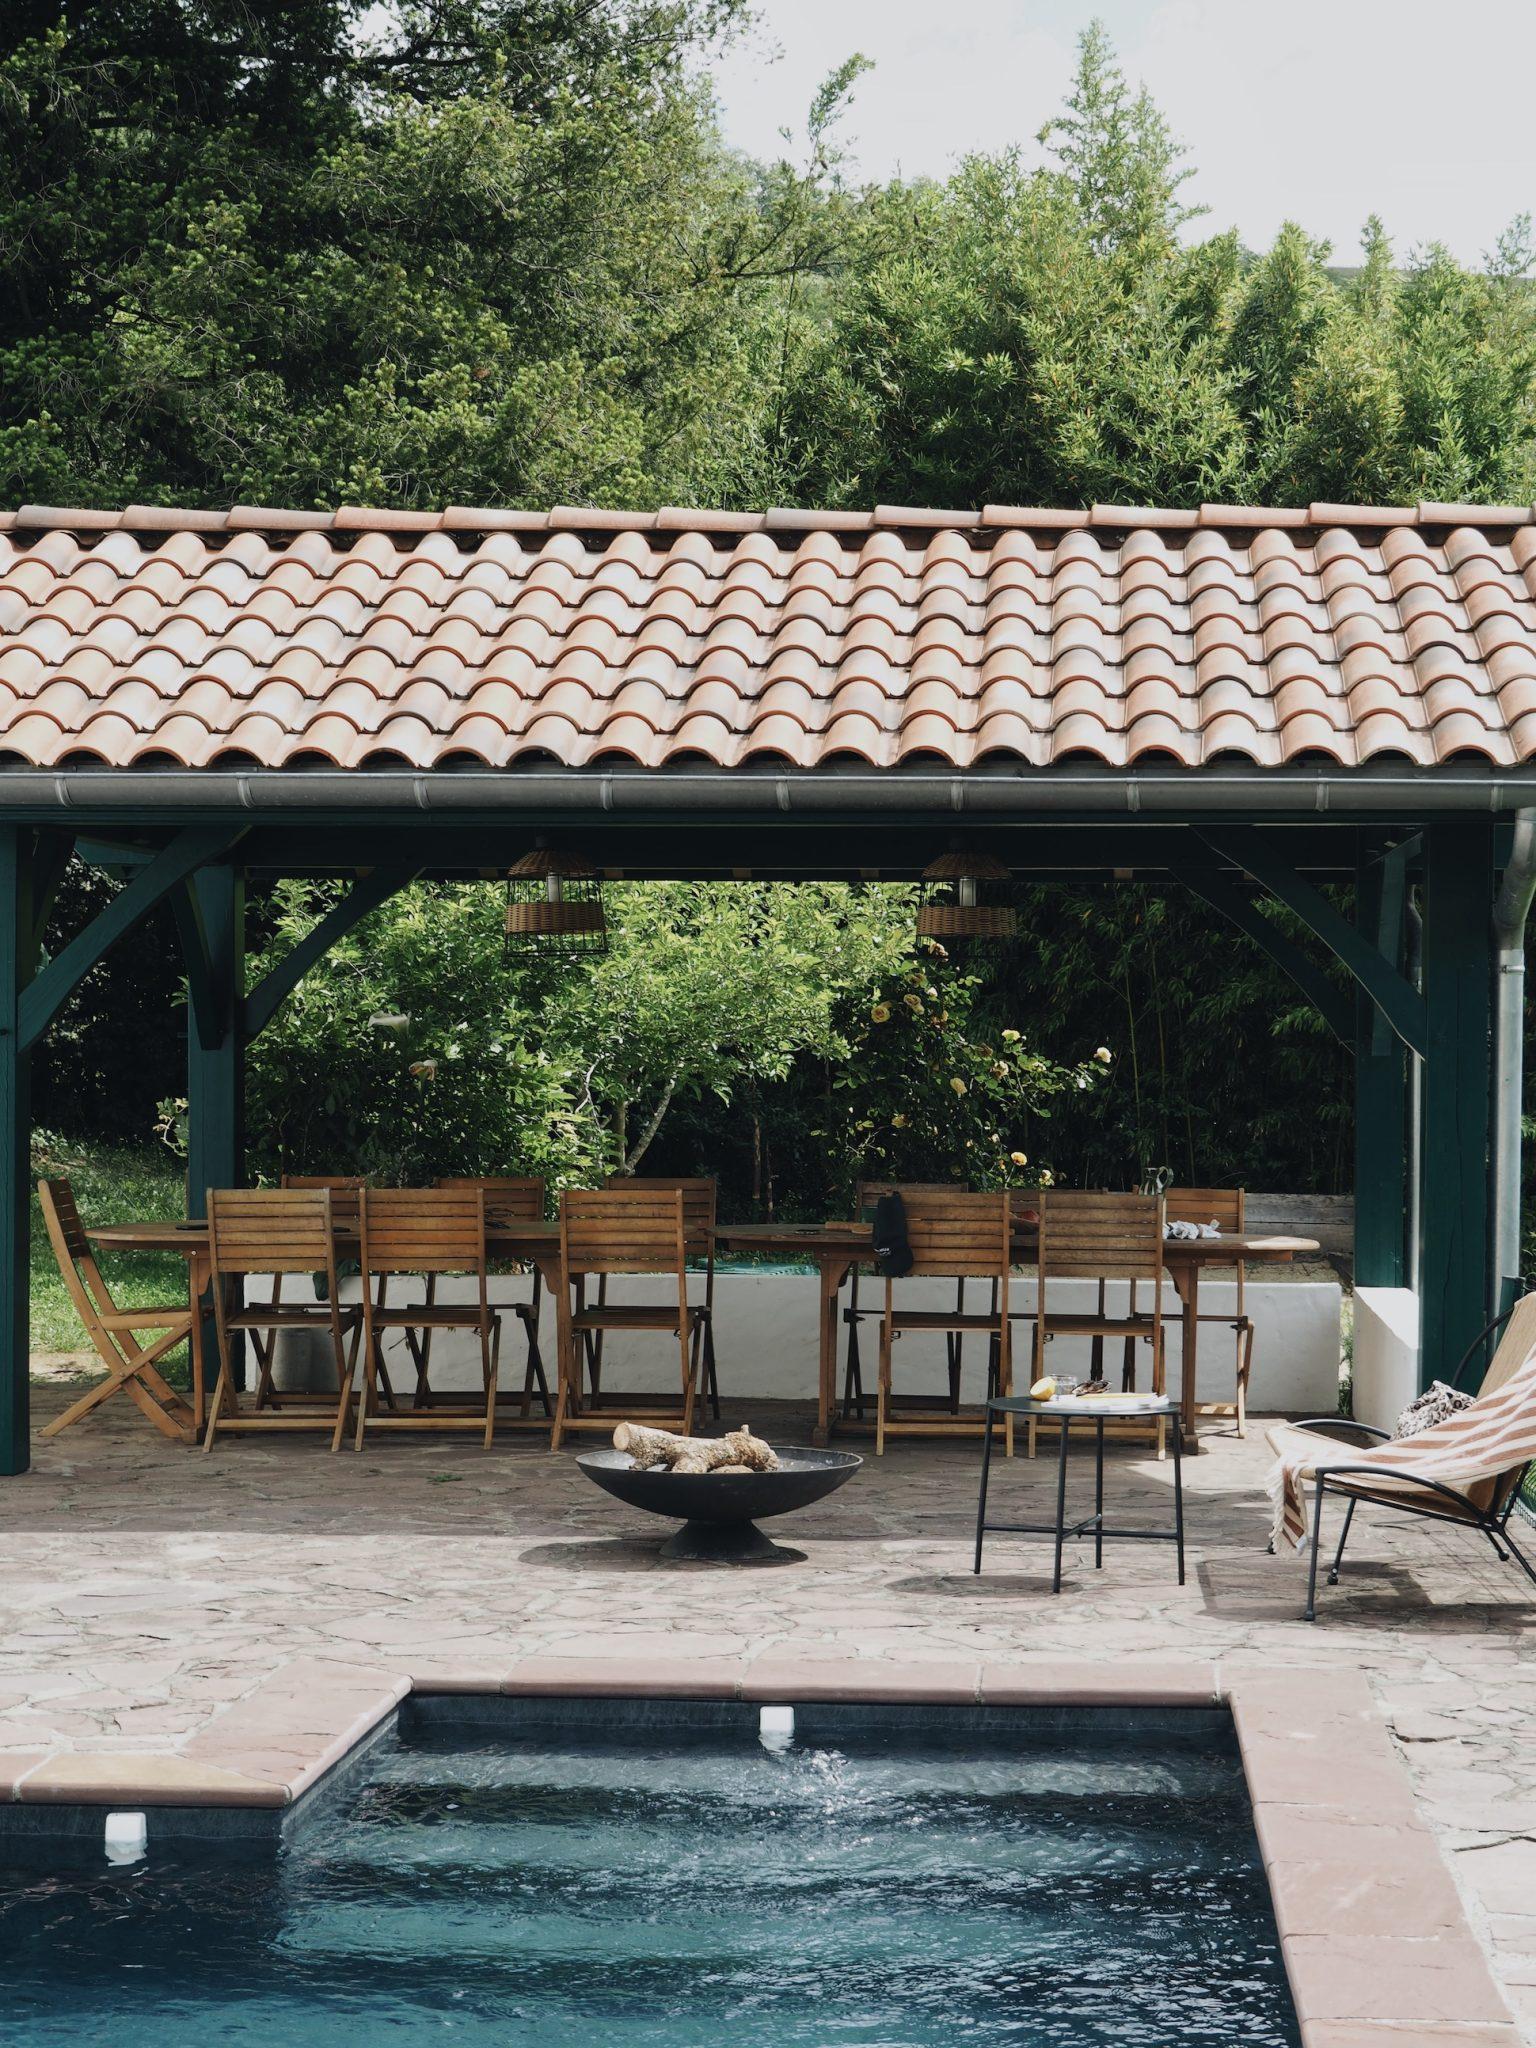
<box><xmin>577</xmin><ymin>1424</ymin><xmax>861</xmax><ymax>1564</ymax></box>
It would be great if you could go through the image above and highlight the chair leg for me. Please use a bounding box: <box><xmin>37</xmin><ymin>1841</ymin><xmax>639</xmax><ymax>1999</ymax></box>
<box><xmin>1326</xmin><ymin>1496</ymin><xmax>1356</xmax><ymax>1585</ymax></box>
<box><xmin>877</xmin><ymin>1318</ymin><xmax>892</xmax><ymax>1456</ymax></box>
<box><xmin>680</xmin><ymin>1322</ymin><xmax>697</xmax><ymax>1438</ymax></box>
<box><xmin>1304</xmin><ymin>1475</ymin><xmax>1328</xmax><ymax>1620</ymax></box>
<box><xmin>521</xmin><ymin>1314</ymin><xmax>551</xmax><ymax>1418</ymax></box>
<box><xmin>1237</xmin><ymin>1321</ymin><xmax>1254</xmax><ymax>1438</ymax></box>
<box><xmin>843</xmin><ymin>1316</ymin><xmax>865</xmax><ymax>1421</ymax></box>
<box><xmin>1496</xmin><ymin>1520</ymin><xmax>1536</xmax><ymax>1591</ymax></box>
<box><xmin>482</xmin><ymin>1318</ymin><xmax>499</xmax><ymax>1450</ymax></box>
<box><xmin>704</xmin><ymin>1317</ymin><xmax>720</xmax><ymax>1422</ymax></box>
<box><xmin>974</xmin><ymin>1407</ymin><xmax>995</xmax><ymax>1573</ymax></box>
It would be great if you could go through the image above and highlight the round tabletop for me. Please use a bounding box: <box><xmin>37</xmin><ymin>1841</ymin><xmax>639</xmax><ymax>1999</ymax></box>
<box><xmin>986</xmin><ymin>1392</ymin><xmax>1181</xmax><ymax>1417</ymax></box>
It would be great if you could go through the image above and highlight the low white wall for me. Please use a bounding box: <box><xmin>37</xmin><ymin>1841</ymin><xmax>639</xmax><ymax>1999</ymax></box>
<box><xmin>1351</xmin><ymin>1286</ymin><xmax>1421</xmax><ymax>1434</ymax></box>
<box><xmin>258</xmin><ymin>1269</ymin><xmax>1343</xmax><ymax>1416</ymax></box>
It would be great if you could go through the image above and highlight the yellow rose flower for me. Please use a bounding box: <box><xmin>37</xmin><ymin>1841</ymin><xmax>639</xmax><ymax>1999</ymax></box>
<box><xmin>871</xmin><ymin>1003</ymin><xmax>891</xmax><ymax>1023</ymax></box>
<box><xmin>950</xmin><ymin>1077</ymin><xmax>967</xmax><ymax>1096</ymax></box>
<box><xmin>1002</xmin><ymin>1028</ymin><xmax>1021</xmax><ymax>1043</ymax></box>
<box><xmin>1010</xmin><ymin>1150</ymin><xmax>1028</xmax><ymax>1167</ymax></box>
<box><xmin>892</xmin><ymin>1112</ymin><xmax>908</xmax><ymax>1128</ymax></box>
<box><xmin>1093</xmin><ymin>1046</ymin><xmax>1112</xmax><ymax>1064</ymax></box>
<box><xmin>904</xmin><ymin>993</ymin><xmax>923</xmax><ymax>1012</ymax></box>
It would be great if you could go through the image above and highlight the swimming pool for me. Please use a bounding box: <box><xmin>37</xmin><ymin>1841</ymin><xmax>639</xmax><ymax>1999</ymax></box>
<box><xmin>2</xmin><ymin>1697</ymin><xmax>1299</xmax><ymax>2047</ymax></box>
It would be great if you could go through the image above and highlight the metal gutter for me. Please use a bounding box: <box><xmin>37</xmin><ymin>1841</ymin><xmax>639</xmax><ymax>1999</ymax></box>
<box><xmin>2</xmin><ymin>766</ymin><xmax>1536</xmax><ymax>821</ymax></box>
<box><xmin>1492</xmin><ymin>810</ymin><xmax>1536</xmax><ymax>1308</ymax></box>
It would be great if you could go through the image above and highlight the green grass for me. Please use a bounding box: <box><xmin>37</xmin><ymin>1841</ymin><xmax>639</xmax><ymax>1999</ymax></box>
<box><xmin>31</xmin><ymin>1136</ymin><xmax>188</xmax><ymax>1361</ymax></box>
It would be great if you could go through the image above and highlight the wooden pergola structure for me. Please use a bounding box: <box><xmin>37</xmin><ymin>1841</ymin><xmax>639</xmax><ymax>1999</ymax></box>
<box><xmin>3</xmin><ymin>497</ymin><xmax>1535</xmax><ymax>1475</ymax></box>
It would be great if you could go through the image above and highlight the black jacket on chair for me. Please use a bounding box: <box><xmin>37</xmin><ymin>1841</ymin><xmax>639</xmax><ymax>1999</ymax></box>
<box><xmin>872</xmin><ymin>1191</ymin><xmax>913</xmax><ymax>1277</ymax></box>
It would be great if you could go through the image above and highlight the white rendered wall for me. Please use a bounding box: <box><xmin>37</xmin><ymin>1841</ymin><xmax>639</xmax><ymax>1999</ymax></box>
<box><xmin>1350</xmin><ymin>1286</ymin><xmax>1421</xmax><ymax>1435</ymax></box>
<box><xmin>259</xmin><ymin>1269</ymin><xmax>1343</xmax><ymax>1417</ymax></box>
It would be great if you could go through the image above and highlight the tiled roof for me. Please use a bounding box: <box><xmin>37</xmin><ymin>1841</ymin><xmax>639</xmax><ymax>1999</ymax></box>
<box><xmin>3</xmin><ymin>502</ymin><xmax>1536</xmax><ymax>772</ymax></box>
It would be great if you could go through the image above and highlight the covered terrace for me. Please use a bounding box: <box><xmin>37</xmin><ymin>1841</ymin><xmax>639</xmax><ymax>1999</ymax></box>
<box><xmin>2</xmin><ymin>496</ymin><xmax>1535</xmax><ymax>1473</ymax></box>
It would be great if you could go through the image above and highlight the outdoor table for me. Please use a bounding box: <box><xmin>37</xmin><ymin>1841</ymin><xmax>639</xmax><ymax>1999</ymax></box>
<box><xmin>86</xmin><ymin>1217</ymin><xmax>566</xmax><ymax>1436</ymax></box>
<box><xmin>973</xmin><ymin>1393</ymin><xmax>1186</xmax><ymax>1592</ymax></box>
<box><xmin>712</xmin><ymin>1222</ymin><xmax>1319</xmax><ymax>1449</ymax></box>
<box><xmin>89</xmin><ymin>1215</ymin><xmax>1319</xmax><ymax>1447</ymax></box>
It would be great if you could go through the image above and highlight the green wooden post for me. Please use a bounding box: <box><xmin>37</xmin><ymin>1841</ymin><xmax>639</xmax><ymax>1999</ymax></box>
<box><xmin>1419</xmin><ymin>821</ymin><xmax>1495</xmax><ymax>1387</ymax></box>
<box><xmin>1354</xmin><ymin>850</ymin><xmax>1409</xmax><ymax>1288</ymax></box>
<box><xmin>184</xmin><ymin>866</ymin><xmax>246</xmax><ymax>1215</ymax></box>
<box><xmin>0</xmin><ymin>829</ymin><xmax>33</xmax><ymax>1475</ymax></box>
<box><xmin>183</xmin><ymin>868</ymin><xmax>245</xmax><ymax>1390</ymax></box>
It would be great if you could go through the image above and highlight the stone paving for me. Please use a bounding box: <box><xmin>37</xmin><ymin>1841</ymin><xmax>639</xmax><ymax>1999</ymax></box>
<box><xmin>4</xmin><ymin>1384</ymin><xmax>1536</xmax><ymax>2040</ymax></box>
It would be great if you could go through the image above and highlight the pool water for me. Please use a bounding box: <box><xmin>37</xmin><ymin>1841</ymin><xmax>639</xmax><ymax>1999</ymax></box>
<box><xmin>2</xmin><ymin>1700</ymin><xmax>1299</xmax><ymax>2047</ymax></box>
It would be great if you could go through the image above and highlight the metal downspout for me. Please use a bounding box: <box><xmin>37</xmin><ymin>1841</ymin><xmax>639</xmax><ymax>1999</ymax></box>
<box><xmin>1492</xmin><ymin>810</ymin><xmax>1536</xmax><ymax>1310</ymax></box>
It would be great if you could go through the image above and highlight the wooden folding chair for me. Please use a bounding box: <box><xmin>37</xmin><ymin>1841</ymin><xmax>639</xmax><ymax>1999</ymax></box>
<box><xmin>876</xmin><ymin>1189</ymin><xmax>1012</xmax><ymax>1454</ymax></box>
<box><xmin>551</xmin><ymin>1187</ymin><xmax>698</xmax><ymax>1449</ymax></box>
<box><xmin>843</xmin><ymin>1180</ymin><xmax>972</xmax><ymax>1421</ymax></box>
<box><xmin>1149</xmin><ymin>1187</ymin><xmax>1254</xmax><ymax>1435</ymax></box>
<box><xmin>280</xmin><ymin>1173</ymin><xmax>365</xmax><ymax>1221</ymax></box>
<box><xmin>37</xmin><ymin>1177</ymin><xmax>198</xmax><ymax>1443</ymax></box>
<box><xmin>1034</xmin><ymin>1189</ymin><xmax>1167</xmax><ymax>1458</ymax></box>
<box><xmin>203</xmin><ymin>1188</ymin><xmax>363</xmax><ymax>1450</ymax></box>
<box><xmin>354</xmin><ymin>1187</ymin><xmax>502</xmax><ymax>1450</ymax></box>
<box><xmin>437</xmin><ymin>1176</ymin><xmax>550</xmax><ymax>1420</ymax></box>
<box><xmin>594</xmin><ymin>1175</ymin><xmax>720</xmax><ymax>1420</ymax></box>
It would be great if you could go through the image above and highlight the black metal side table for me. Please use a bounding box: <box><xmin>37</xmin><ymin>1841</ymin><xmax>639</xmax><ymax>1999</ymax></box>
<box><xmin>973</xmin><ymin>1395</ymin><xmax>1185</xmax><ymax>1592</ymax></box>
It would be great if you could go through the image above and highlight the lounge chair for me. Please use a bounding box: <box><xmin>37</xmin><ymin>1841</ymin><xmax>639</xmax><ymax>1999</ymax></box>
<box><xmin>1267</xmin><ymin>1290</ymin><xmax>1536</xmax><ymax>1620</ymax></box>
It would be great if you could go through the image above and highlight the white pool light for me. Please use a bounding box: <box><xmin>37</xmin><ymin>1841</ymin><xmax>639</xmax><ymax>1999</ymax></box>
<box><xmin>758</xmin><ymin>1705</ymin><xmax>795</xmax><ymax>1752</ymax></box>
<box><xmin>104</xmin><ymin>1811</ymin><xmax>147</xmax><ymax>1865</ymax></box>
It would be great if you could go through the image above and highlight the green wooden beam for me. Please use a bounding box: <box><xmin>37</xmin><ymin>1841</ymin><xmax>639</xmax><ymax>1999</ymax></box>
<box><xmin>1354</xmin><ymin>847</ymin><xmax>1410</xmax><ymax>1288</ymax></box>
<box><xmin>0</xmin><ymin>830</ymin><xmax>34</xmax><ymax>1474</ymax></box>
<box><xmin>29</xmin><ymin>830</ymin><xmax>75</xmax><ymax>960</ymax></box>
<box><xmin>1171</xmin><ymin>866</ymin><xmax>1355</xmax><ymax>1045</ymax></box>
<box><xmin>242</xmin><ymin>867</ymin><xmax>416</xmax><ymax>1042</ymax></box>
<box><xmin>18</xmin><ymin>826</ymin><xmax>239</xmax><ymax>1055</ymax></box>
<box><xmin>1419</xmin><ymin>821</ymin><xmax>1496</xmax><ymax>1386</ymax></box>
<box><xmin>1197</xmin><ymin>825</ymin><xmax>1427</xmax><ymax>1056</ymax></box>
<box><xmin>168</xmin><ymin>877</ymin><xmax>226</xmax><ymax>1050</ymax></box>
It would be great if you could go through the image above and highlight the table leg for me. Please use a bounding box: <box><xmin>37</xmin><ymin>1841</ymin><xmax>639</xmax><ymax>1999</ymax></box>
<box><xmin>973</xmin><ymin>1405</ymin><xmax>995</xmax><ymax>1574</ymax></box>
<box><xmin>814</xmin><ymin>1260</ymin><xmax>846</xmax><ymax>1446</ymax></box>
<box><xmin>190</xmin><ymin>1252</ymin><xmax>210</xmax><ymax>1437</ymax></box>
<box><xmin>1178</xmin><ymin>1261</ymin><xmax>1202</xmax><ymax>1454</ymax></box>
<box><xmin>1172</xmin><ymin>1411</ymin><xmax>1186</xmax><ymax>1586</ymax></box>
<box><xmin>1053</xmin><ymin>1419</ymin><xmax>1070</xmax><ymax>1594</ymax></box>
<box><xmin>1094</xmin><ymin>1418</ymin><xmax>1104</xmax><ymax>1569</ymax></box>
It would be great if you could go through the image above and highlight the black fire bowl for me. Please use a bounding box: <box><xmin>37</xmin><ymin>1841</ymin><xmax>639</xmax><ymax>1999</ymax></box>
<box><xmin>576</xmin><ymin>1446</ymin><xmax>862</xmax><ymax>1565</ymax></box>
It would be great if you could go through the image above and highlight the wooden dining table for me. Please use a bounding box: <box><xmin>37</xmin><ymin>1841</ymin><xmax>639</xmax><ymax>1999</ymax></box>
<box><xmin>89</xmin><ymin>1215</ymin><xmax>1319</xmax><ymax>1450</ymax></box>
<box><xmin>713</xmin><ymin>1221</ymin><xmax>1321</xmax><ymax>1450</ymax></box>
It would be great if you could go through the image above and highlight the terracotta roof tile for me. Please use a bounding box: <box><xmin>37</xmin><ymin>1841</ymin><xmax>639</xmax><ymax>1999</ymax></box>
<box><xmin>1</xmin><ymin>502</ymin><xmax>1535</xmax><ymax>771</ymax></box>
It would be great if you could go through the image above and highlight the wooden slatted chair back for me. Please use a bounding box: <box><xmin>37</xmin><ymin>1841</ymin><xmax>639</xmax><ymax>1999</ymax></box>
<box><xmin>38</xmin><ymin>1177</ymin><xmax>111</xmax><ymax>1327</ymax></box>
<box><xmin>1037</xmin><ymin>1190</ymin><xmax>1164</xmax><ymax>1281</ymax></box>
<box><xmin>898</xmin><ymin>1189</ymin><xmax>1011</xmax><ymax>1279</ymax></box>
<box><xmin>437</xmin><ymin>1176</ymin><xmax>545</xmax><ymax>1223</ymax></box>
<box><xmin>606</xmin><ymin>1175</ymin><xmax>715</xmax><ymax>1248</ymax></box>
<box><xmin>855</xmin><ymin>1179</ymin><xmax>962</xmax><ymax>1215</ymax></box>
<box><xmin>360</xmin><ymin>1188</ymin><xmax>487</xmax><ymax>1275</ymax></box>
<box><xmin>561</xmin><ymin>1188</ymin><xmax>686</xmax><ymax>1278</ymax></box>
<box><xmin>281</xmin><ymin>1173</ymin><xmax>366</xmax><ymax>1225</ymax></box>
<box><xmin>1166</xmin><ymin>1186</ymin><xmax>1245</xmax><ymax>1278</ymax></box>
<box><xmin>209</xmin><ymin>1188</ymin><xmax>338</xmax><ymax>1277</ymax></box>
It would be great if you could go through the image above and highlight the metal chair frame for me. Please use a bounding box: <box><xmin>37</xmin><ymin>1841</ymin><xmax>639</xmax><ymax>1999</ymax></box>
<box><xmin>1290</xmin><ymin>1288</ymin><xmax>1536</xmax><ymax>1620</ymax></box>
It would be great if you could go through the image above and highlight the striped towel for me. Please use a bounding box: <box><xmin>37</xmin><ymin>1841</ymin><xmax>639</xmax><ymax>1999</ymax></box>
<box><xmin>1267</xmin><ymin>1342</ymin><xmax>1536</xmax><ymax>1552</ymax></box>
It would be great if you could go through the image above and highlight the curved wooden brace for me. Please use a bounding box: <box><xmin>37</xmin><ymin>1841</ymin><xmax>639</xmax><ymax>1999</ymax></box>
<box><xmin>19</xmin><ymin>826</ymin><xmax>240</xmax><ymax>1054</ymax></box>
<box><xmin>1196</xmin><ymin>825</ymin><xmax>1426</xmax><ymax>1057</ymax></box>
<box><xmin>1171</xmin><ymin>866</ymin><xmax>1356</xmax><ymax>1047</ymax></box>
<box><xmin>242</xmin><ymin>866</ymin><xmax>417</xmax><ymax>1041</ymax></box>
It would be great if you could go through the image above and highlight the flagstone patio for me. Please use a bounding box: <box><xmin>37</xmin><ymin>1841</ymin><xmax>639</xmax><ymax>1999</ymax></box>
<box><xmin>4</xmin><ymin>1383</ymin><xmax>1536</xmax><ymax>2041</ymax></box>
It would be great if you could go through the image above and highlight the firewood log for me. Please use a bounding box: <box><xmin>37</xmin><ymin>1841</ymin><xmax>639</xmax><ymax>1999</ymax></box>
<box><xmin>611</xmin><ymin>1422</ymin><xmax>781</xmax><ymax>1473</ymax></box>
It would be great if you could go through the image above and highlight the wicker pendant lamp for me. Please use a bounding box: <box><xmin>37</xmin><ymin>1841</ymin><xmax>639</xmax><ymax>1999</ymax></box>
<box><xmin>916</xmin><ymin>851</ymin><xmax>1017</xmax><ymax>940</ymax></box>
<box><xmin>504</xmin><ymin>845</ymin><xmax>608</xmax><ymax>954</ymax></box>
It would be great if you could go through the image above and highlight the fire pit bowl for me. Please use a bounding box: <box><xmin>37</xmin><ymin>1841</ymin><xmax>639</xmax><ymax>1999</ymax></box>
<box><xmin>576</xmin><ymin>1445</ymin><xmax>862</xmax><ymax>1564</ymax></box>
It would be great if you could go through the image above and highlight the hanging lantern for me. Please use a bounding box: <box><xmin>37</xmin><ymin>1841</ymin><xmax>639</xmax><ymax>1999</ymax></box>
<box><xmin>504</xmin><ymin>845</ymin><xmax>608</xmax><ymax>954</ymax></box>
<box><xmin>916</xmin><ymin>851</ymin><xmax>1017</xmax><ymax>940</ymax></box>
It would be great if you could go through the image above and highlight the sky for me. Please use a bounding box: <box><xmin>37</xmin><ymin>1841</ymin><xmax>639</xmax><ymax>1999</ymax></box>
<box><xmin>712</xmin><ymin>0</ymin><xmax>1536</xmax><ymax>267</ymax></box>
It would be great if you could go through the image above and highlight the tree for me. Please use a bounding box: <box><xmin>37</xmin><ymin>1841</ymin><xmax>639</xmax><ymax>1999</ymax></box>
<box><xmin>1037</xmin><ymin>19</ymin><xmax>1204</xmax><ymax>258</ymax></box>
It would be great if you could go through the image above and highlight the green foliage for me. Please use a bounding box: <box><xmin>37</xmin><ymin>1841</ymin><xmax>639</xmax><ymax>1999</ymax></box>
<box><xmin>822</xmin><ymin>949</ymin><xmax>1102</xmax><ymax>1201</ymax></box>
